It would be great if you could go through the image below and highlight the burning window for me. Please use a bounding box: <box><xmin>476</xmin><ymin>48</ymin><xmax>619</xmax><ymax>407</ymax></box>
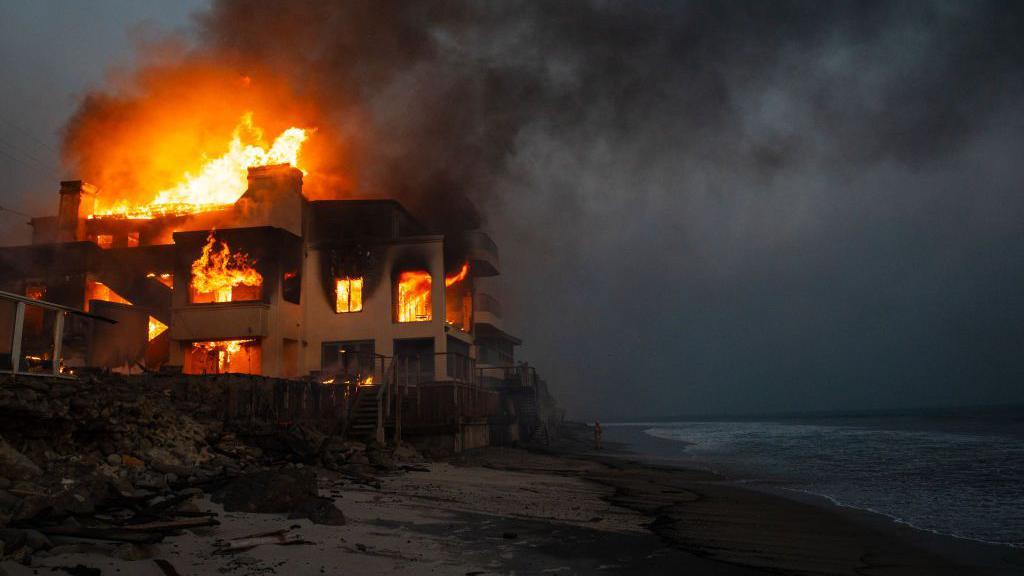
<box><xmin>148</xmin><ymin>316</ymin><xmax>168</xmax><ymax>341</ymax></box>
<box><xmin>127</xmin><ymin>232</ymin><xmax>140</xmax><ymax>247</ymax></box>
<box><xmin>95</xmin><ymin>234</ymin><xmax>113</xmax><ymax>249</ymax></box>
<box><xmin>283</xmin><ymin>271</ymin><xmax>301</xmax><ymax>304</ymax></box>
<box><xmin>335</xmin><ymin>277</ymin><xmax>363</xmax><ymax>313</ymax></box>
<box><xmin>84</xmin><ymin>279</ymin><xmax>131</xmax><ymax>311</ymax></box>
<box><xmin>190</xmin><ymin>232</ymin><xmax>263</xmax><ymax>303</ymax></box>
<box><xmin>185</xmin><ymin>339</ymin><xmax>260</xmax><ymax>375</ymax></box>
<box><xmin>396</xmin><ymin>271</ymin><xmax>432</xmax><ymax>322</ymax></box>
<box><xmin>444</xmin><ymin>263</ymin><xmax>472</xmax><ymax>332</ymax></box>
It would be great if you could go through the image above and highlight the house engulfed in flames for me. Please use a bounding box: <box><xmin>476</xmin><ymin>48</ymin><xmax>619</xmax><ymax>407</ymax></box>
<box><xmin>0</xmin><ymin>152</ymin><xmax>543</xmax><ymax>449</ymax></box>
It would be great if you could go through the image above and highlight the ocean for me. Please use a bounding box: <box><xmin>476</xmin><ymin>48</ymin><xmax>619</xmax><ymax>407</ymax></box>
<box><xmin>601</xmin><ymin>409</ymin><xmax>1024</xmax><ymax>548</ymax></box>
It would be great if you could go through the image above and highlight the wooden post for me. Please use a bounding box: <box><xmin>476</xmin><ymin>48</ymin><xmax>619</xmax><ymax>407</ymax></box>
<box><xmin>10</xmin><ymin>302</ymin><xmax>24</xmax><ymax>374</ymax></box>
<box><xmin>395</xmin><ymin>361</ymin><xmax>402</xmax><ymax>445</ymax></box>
<box><xmin>52</xmin><ymin>311</ymin><xmax>64</xmax><ymax>375</ymax></box>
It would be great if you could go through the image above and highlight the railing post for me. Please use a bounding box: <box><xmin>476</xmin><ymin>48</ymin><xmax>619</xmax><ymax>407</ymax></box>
<box><xmin>394</xmin><ymin>360</ymin><xmax>402</xmax><ymax>445</ymax></box>
<box><xmin>10</xmin><ymin>302</ymin><xmax>25</xmax><ymax>374</ymax></box>
<box><xmin>52</xmin><ymin>311</ymin><xmax>64</xmax><ymax>375</ymax></box>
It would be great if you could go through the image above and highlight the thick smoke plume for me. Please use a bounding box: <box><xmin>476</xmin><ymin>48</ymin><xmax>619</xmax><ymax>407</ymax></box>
<box><xmin>61</xmin><ymin>1</ymin><xmax>1024</xmax><ymax>417</ymax></box>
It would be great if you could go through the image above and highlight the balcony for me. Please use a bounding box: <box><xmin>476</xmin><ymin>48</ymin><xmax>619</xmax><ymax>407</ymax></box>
<box><xmin>474</xmin><ymin>292</ymin><xmax>502</xmax><ymax>328</ymax></box>
<box><xmin>170</xmin><ymin>301</ymin><xmax>269</xmax><ymax>341</ymax></box>
<box><xmin>459</xmin><ymin>230</ymin><xmax>499</xmax><ymax>277</ymax></box>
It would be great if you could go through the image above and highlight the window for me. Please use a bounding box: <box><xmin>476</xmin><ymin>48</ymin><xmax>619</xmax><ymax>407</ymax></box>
<box><xmin>335</xmin><ymin>277</ymin><xmax>362</xmax><ymax>312</ymax></box>
<box><xmin>396</xmin><ymin>271</ymin><xmax>431</xmax><ymax>322</ymax></box>
<box><xmin>127</xmin><ymin>232</ymin><xmax>140</xmax><ymax>247</ymax></box>
<box><xmin>185</xmin><ymin>339</ymin><xmax>260</xmax><ymax>374</ymax></box>
<box><xmin>283</xmin><ymin>271</ymin><xmax>302</xmax><ymax>304</ymax></box>
<box><xmin>95</xmin><ymin>234</ymin><xmax>113</xmax><ymax>249</ymax></box>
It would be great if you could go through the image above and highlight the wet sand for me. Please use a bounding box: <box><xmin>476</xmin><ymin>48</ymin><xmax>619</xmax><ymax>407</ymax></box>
<box><xmin>4</xmin><ymin>438</ymin><xmax>1023</xmax><ymax>575</ymax></box>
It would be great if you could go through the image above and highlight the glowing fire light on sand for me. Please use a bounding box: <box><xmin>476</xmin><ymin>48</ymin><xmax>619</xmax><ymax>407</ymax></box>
<box><xmin>191</xmin><ymin>231</ymin><xmax>262</xmax><ymax>302</ymax></box>
<box><xmin>92</xmin><ymin>113</ymin><xmax>307</xmax><ymax>219</ymax></box>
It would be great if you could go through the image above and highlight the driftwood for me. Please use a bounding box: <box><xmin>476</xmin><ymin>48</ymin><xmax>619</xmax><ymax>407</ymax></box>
<box><xmin>40</xmin><ymin>526</ymin><xmax>165</xmax><ymax>544</ymax></box>
<box><xmin>216</xmin><ymin>528</ymin><xmax>311</xmax><ymax>553</ymax></box>
<box><xmin>154</xmin><ymin>558</ymin><xmax>183</xmax><ymax>576</ymax></box>
<box><xmin>121</xmin><ymin>517</ymin><xmax>219</xmax><ymax>532</ymax></box>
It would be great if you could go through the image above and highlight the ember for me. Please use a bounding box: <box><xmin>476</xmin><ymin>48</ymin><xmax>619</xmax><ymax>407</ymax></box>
<box><xmin>91</xmin><ymin>114</ymin><xmax>307</xmax><ymax>219</ymax></box>
<box><xmin>397</xmin><ymin>271</ymin><xmax>431</xmax><ymax>322</ymax></box>
<box><xmin>191</xmin><ymin>231</ymin><xmax>263</xmax><ymax>303</ymax></box>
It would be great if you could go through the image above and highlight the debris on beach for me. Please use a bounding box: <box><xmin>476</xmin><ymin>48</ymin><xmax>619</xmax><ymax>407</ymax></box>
<box><xmin>0</xmin><ymin>373</ymin><xmax>422</xmax><ymax>566</ymax></box>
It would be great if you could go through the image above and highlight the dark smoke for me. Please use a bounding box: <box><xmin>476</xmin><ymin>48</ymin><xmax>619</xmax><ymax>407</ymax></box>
<box><xmin>63</xmin><ymin>1</ymin><xmax>1024</xmax><ymax>418</ymax></box>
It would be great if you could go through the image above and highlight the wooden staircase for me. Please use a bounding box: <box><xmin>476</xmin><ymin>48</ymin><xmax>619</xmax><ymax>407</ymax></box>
<box><xmin>343</xmin><ymin>357</ymin><xmax>398</xmax><ymax>443</ymax></box>
<box><xmin>517</xmin><ymin>391</ymin><xmax>548</xmax><ymax>445</ymax></box>
<box><xmin>345</xmin><ymin>384</ymin><xmax>385</xmax><ymax>441</ymax></box>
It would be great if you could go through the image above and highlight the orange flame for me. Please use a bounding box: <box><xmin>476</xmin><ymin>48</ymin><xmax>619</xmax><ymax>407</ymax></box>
<box><xmin>190</xmin><ymin>231</ymin><xmax>263</xmax><ymax>302</ymax></box>
<box><xmin>148</xmin><ymin>316</ymin><xmax>168</xmax><ymax>341</ymax></box>
<box><xmin>397</xmin><ymin>270</ymin><xmax>432</xmax><ymax>322</ymax></box>
<box><xmin>445</xmin><ymin>263</ymin><xmax>469</xmax><ymax>287</ymax></box>
<box><xmin>192</xmin><ymin>338</ymin><xmax>255</xmax><ymax>373</ymax></box>
<box><xmin>92</xmin><ymin>113</ymin><xmax>307</xmax><ymax>219</ymax></box>
<box><xmin>335</xmin><ymin>277</ymin><xmax>363</xmax><ymax>312</ymax></box>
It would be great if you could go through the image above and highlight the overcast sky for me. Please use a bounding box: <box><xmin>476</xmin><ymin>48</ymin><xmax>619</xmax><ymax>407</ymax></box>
<box><xmin>2</xmin><ymin>1</ymin><xmax>1023</xmax><ymax>420</ymax></box>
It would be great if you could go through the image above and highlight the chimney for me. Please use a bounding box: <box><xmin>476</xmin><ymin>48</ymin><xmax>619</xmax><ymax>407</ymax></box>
<box><xmin>57</xmin><ymin>180</ymin><xmax>97</xmax><ymax>242</ymax></box>
<box><xmin>234</xmin><ymin>164</ymin><xmax>304</xmax><ymax>236</ymax></box>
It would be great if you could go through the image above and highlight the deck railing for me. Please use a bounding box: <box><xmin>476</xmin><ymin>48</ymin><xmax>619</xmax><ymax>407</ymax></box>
<box><xmin>0</xmin><ymin>290</ymin><xmax>114</xmax><ymax>377</ymax></box>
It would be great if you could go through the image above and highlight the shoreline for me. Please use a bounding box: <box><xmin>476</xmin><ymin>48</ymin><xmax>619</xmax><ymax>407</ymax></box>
<box><xmin>553</xmin><ymin>422</ymin><xmax>1024</xmax><ymax>575</ymax></box>
<box><xmin>598</xmin><ymin>419</ymin><xmax>1024</xmax><ymax>550</ymax></box>
<box><xmin>4</xmin><ymin>432</ymin><xmax>1023</xmax><ymax>574</ymax></box>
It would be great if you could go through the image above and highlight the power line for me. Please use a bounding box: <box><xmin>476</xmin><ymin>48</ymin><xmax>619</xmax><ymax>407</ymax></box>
<box><xmin>0</xmin><ymin>115</ymin><xmax>59</xmax><ymax>156</ymax></box>
<box><xmin>0</xmin><ymin>204</ymin><xmax>33</xmax><ymax>223</ymax></box>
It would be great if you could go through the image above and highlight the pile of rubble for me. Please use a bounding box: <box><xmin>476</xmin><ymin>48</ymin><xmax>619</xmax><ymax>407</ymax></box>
<box><xmin>0</xmin><ymin>373</ymin><xmax>420</xmax><ymax>564</ymax></box>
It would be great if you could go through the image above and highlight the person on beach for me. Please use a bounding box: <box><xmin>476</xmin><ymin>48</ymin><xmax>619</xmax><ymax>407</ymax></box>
<box><xmin>594</xmin><ymin>420</ymin><xmax>603</xmax><ymax>450</ymax></box>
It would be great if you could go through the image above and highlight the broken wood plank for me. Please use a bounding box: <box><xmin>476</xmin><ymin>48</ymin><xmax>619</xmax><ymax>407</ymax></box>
<box><xmin>121</xmin><ymin>517</ymin><xmax>219</xmax><ymax>532</ymax></box>
<box><xmin>40</xmin><ymin>526</ymin><xmax>165</xmax><ymax>544</ymax></box>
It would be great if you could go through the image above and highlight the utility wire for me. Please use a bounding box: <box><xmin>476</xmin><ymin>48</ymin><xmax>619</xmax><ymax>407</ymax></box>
<box><xmin>0</xmin><ymin>115</ymin><xmax>59</xmax><ymax>155</ymax></box>
<box><xmin>0</xmin><ymin>204</ymin><xmax>33</xmax><ymax>223</ymax></box>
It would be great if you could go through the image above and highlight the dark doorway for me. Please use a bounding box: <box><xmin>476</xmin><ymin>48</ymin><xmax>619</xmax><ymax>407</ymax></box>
<box><xmin>322</xmin><ymin>339</ymin><xmax>376</xmax><ymax>384</ymax></box>
<box><xmin>394</xmin><ymin>337</ymin><xmax>434</xmax><ymax>387</ymax></box>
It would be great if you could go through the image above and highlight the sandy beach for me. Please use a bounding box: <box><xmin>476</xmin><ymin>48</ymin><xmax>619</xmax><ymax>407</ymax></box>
<box><xmin>3</xmin><ymin>426</ymin><xmax>1022</xmax><ymax>575</ymax></box>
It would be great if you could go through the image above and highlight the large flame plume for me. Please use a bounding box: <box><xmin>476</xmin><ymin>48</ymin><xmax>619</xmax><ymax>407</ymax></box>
<box><xmin>190</xmin><ymin>231</ymin><xmax>263</xmax><ymax>302</ymax></box>
<box><xmin>93</xmin><ymin>114</ymin><xmax>308</xmax><ymax>219</ymax></box>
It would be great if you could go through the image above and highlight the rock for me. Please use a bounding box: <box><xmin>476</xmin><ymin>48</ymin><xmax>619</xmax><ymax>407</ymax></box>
<box><xmin>0</xmin><ymin>490</ymin><xmax>21</xmax><ymax>511</ymax></box>
<box><xmin>366</xmin><ymin>447</ymin><xmax>397</xmax><ymax>471</ymax></box>
<box><xmin>145</xmin><ymin>447</ymin><xmax>190</xmax><ymax>476</ymax></box>
<box><xmin>121</xmin><ymin>455</ymin><xmax>145</xmax><ymax>470</ymax></box>
<box><xmin>0</xmin><ymin>437</ymin><xmax>42</xmax><ymax>481</ymax></box>
<box><xmin>393</xmin><ymin>444</ymin><xmax>421</xmax><ymax>462</ymax></box>
<box><xmin>211</xmin><ymin>469</ymin><xmax>345</xmax><ymax>525</ymax></box>
<box><xmin>0</xmin><ymin>528</ymin><xmax>27</xmax><ymax>552</ymax></box>
<box><xmin>23</xmin><ymin>529</ymin><xmax>51</xmax><ymax>551</ymax></box>
<box><xmin>106</xmin><ymin>454</ymin><xmax>122</xmax><ymax>467</ymax></box>
<box><xmin>280</xmin><ymin>423</ymin><xmax>326</xmax><ymax>461</ymax></box>
<box><xmin>0</xmin><ymin>477</ymin><xmax>11</xmax><ymax>490</ymax></box>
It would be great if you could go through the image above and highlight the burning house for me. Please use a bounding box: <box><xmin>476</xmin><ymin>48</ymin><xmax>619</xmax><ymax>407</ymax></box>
<box><xmin>0</xmin><ymin>125</ymin><xmax>549</xmax><ymax>450</ymax></box>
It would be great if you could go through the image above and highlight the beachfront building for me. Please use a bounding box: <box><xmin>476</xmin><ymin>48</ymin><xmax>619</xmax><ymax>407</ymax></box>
<box><xmin>0</xmin><ymin>164</ymin><xmax>548</xmax><ymax>449</ymax></box>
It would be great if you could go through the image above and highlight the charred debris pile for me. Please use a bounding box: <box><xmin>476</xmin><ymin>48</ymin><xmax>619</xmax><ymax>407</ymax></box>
<box><xmin>0</xmin><ymin>372</ymin><xmax>423</xmax><ymax>564</ymax></box>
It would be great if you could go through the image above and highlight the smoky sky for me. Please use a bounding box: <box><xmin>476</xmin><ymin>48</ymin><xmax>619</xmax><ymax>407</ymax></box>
<box><xmin>3</xmin><ymin>1</ymin><xmax>1024</xmax><ymax>419</ymax></box>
